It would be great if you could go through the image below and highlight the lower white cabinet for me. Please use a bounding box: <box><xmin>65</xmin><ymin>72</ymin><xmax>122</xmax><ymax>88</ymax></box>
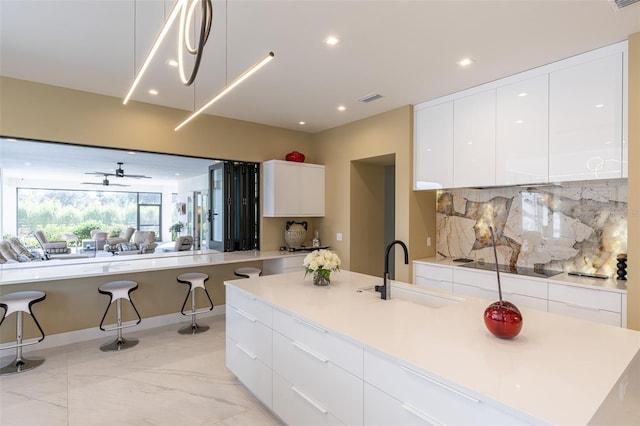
<box><xmin>225</xmin><ymin>286</ymin><xmax>273</xmax><ymax>408</ymax></box>
<box><xmin>414</xmin><ymin>261</ymin><xmax>626</xmax><ymax>327</ymax></box>
<box><xmin>363</xmin><ymin>350</ymin><xmax>539</xmax><ymax>425</ymax></box>
<box><xmin>272</xmin><ymin>331</ymin><xmax>363</xmax><ymax>425</ymax></box>
<box><xmin>263</xmin><ymin>254</ymin><xmax>305</xmax><ymax>275</ymax></box>
<box><xmin>414</xmin><ymin>263</ymin><xmax>454</xmax><ymax>293</ymax></box>
<box><xmin>548</xmin><ymin>282</ymin><xmax>623</xmax><ymax>327</ymax></box>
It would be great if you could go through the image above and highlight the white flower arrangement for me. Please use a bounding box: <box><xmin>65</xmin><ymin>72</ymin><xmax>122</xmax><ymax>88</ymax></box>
<box><xmin>303</xmin><ymin>249</ymin><xmax>341</xmax><ymax>280</ymax></box>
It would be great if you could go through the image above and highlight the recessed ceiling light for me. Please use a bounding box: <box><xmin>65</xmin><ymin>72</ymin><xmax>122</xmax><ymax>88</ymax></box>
<box><xmin>604</xmin><ymin>140</ymin><xmax>613</xmax><ymax>145</ymax></box>
<box><xmin>595</xmin><ymin>104</ymin><xmax>604</xmax><ymax>108</ymax></box>
<box><xmin>175</xmin><ymin>173</ymin><xmax>181</xmax><ymax>176</ymax></box>
<box><xmin>324</xmin><ymin>36</ymin><xmax>340</xmax><ymax>46</ymax></box>
<box><xmin>168</xmin><ymin>59</ymin><xmax>178</xmax><ymax>67</ymax></box>
<box><xmin>337</xmin><ymin>105</ymin><xmax>346</xmax><ymax>111</ymax></box>
<box><xmin>457</xmin><ymin>57</ymin><xmax>474</xmax><ymax>67</ymax></box>
<box><xmin>515</xmin><ymin>120</ymin><xmax>524</xmax><ymax>124</ymax></box>
<box><xmin>149</xmin><ymin>89</ymin><xmax>159</xmax><ymax>95</ymax></box>
<box><xmin>128</xmin><ymin>151</ymin><xmax>136</xmax><ymax>155</ymax></box>
<box><xmin>299</xmin><ymin>121</ymin><xmax>306</xmax><ymax>125</ymax></box>
<box><xmin>518</xmin><ymin>92</ymin><xmax>528</xmax><ymax>97</ymax></box>
<box><xmin>6</xmin><ymin>138</ymin><xmax>17</xmax><ymax>142</ymax></box>
<box><xmin>24</xmin><ymin>162</ymin><xmax>31</xmax><ymax>166</ymax></box>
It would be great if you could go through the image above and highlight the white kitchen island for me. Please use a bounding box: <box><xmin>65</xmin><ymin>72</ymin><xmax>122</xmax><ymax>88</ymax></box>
<box><xmin>225</xmin><ymin>270</ymin><xmax>640</xmax><ymax>425</ymax></box>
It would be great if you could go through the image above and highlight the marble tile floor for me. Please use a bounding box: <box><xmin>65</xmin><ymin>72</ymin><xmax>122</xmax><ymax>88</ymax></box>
<box><xmin>0</xmin><ymin>315</ymin><xmax>282</xmax><ymax>426</ymax></box>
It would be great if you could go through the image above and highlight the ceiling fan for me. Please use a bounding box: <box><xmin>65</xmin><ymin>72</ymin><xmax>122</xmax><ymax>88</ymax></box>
<box><xmin>85</xmin><ymin>162</ymin><xmax>151</xmax><ymax>179</ymax></box>
<box><xmin>82</xmin><ymin>175</ymin><xmax>130</xmax><ymax>187</ymax></box>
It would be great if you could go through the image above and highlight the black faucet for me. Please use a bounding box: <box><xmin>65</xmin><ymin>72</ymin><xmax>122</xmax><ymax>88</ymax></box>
<box><xmin>375</xmin><ymin>240</ymin><xmax>409</xmax><ymax>300</ymax></box>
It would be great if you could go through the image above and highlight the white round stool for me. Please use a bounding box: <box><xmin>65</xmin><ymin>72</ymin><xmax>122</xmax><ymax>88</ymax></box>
<box><xmin>0</xmin><ymin>290</ymin><xmax>46</xmax><ymax>375</ymax></box>
<box><xmin>177</xmin><ymin>272</ymin><xmax>214</xmax><ymax>335</ymax></box>
<box><xmin>98</xmin><ymin>280</ymin><xmax>141</xmax><ymax>351</ymax></box>
<box><xmin>234</xmin><ymin>267</ymin><xmax>262</xmax><ymax>278</ymax></box>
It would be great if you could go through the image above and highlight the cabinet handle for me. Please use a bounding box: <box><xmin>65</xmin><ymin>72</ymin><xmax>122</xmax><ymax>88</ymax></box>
<box><xmin>291</xmin><ymin>386</ymin><xmax>328</xmax><ymax>414</ymax></box>
<box><xmin>293</xmin><ymin>316</ymin><xmax>327</xmax><ymax>334</ymax></box>
<box><xmin>401</xmin><ymin>366</ymin><xmax>480</xmax><ymax>403</ymax></box>
<box><xmin>235</xmin><ymin>343</ymin><xmax>257</xmax><ymax>360</ymax></box>
<box><xmin>292</xmin><ymin>341</ymin><xmax>329</xmax><ymax>363</ymax></box>
<box><xmin>563</xmin><ymin>301</ymin><xmax>602</xmax><ymax>312</ymax></box>
<box><xmin>235</xmin><ymin>307</ymin><xmax>257</xmax><ymax>322</ymax></box>
<box><xmin>401</xmin><ymin>403</ymin><xmax>443</xmax><ymax>426</ymax></box>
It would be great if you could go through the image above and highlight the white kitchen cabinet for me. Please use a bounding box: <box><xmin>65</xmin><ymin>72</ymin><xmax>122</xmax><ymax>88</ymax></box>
<box><xmin>414</xmin><ymin>102</ymin><xmax>454</xmax><ymax>189</ymax></box>
<box><xmin>549</xmin><ymin>52</ymin><xmax>624</xmax><ymax>182</ymax></box>
<box><xmin>262</xmin><ymin>254</ymin><xmax>305</xmax><ymax>275</ymax></box>
<box><xmin>225</xmin><ymin>286</ymin><xmax>273</xmax><ymax>407</ymax></box>
<box><xmin>272</xmin><ymin>331</ymin><xmax>363</xmax><ymax>425</ymax></box>
<box><xmin>363</xmin><ymin>350</ymin><xmax>539</xmax><ymax>425</ymax></box>
<box><xmin>496</xmin><ymin>75</ymin><xmax>549</xmax><ymax>185</ymax></box>
<box><xmin>263</xmin><ymin>160</ymin><xmax>325</xmax><ymax>217</ymax></box>
<box><xmin>413</xmin><ymin>262</ymin><xmax>454</xmax><ymax>293</ymax></box>
<box><xmin>453</xmin><ymin>90</ymin><xmax>496</xmax><ymax>188</ymax></box>
<box><xmin>548</xmin><ymin>282</ymin><xmax>624</xmax><ymax>327</ymax></box>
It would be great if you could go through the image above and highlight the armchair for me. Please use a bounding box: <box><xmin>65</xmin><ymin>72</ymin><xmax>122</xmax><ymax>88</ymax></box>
<box><xmin>174</xmin><ymin>235</ymin><xmax>193</xmax><ymax>251</ymax></box>
<box><xmin>32</xmin><ymin>230</ymin><xmax>71</xmax><ymax>257</ymax></box>
<box><xmin>104</xmin><ymin>227</ymin><xmax>135</xmax><ymax>252</ymax></box>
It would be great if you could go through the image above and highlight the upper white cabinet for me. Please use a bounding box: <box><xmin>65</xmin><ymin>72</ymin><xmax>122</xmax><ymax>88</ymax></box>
<box><xmin>414</xmin><ymin>102</ymin><xmax>454</xmax><ymax>189</ymax></box>
<box><xmin>414</xmin><ymin>41</ymin><xmax>627</xmax><ymax>189</ymax></box>
<box><xmin>549</xmin><ymin>53</ymin><xmax>624</xmax><ymax>182</ymax></box>
<box><xmin>453</xmin><ymin>90</ymin><xmax>496</xmax><ymax>188</ymax></box>
<box><xmin>496</xmin><ymin>75</ymin><xmax>549</xmax><ymax>185</ymax></box>
<box><xmin>263</xmin><ymin>160</ymin><xmax>325</xmax><ymax>217</ymax></box>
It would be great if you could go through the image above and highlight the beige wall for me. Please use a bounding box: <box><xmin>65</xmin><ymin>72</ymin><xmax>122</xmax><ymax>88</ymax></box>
<box><xmin>0</xmin><ymin>76</ymin><xmax>315</xmax><ymax>250</ymax></box>
<box><xmin>312</xmin><ymin>106</ymin><xmax>415</xmax><ymax>283</ymax></box>
<box><xmin>627</xmin><ymin>32</ymin><xmax>639</xmax><ymax>330</ymax></box>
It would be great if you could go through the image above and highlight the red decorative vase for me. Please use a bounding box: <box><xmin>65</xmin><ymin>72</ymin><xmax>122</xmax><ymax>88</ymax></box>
<box><xmin>285</xmin><ymin>151</ymin><xmax>305</xmax><ymax>162</ymax></box>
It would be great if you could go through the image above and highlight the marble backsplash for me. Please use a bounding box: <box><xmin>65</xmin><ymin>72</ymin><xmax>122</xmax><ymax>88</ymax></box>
<box><xmin>436</xmin><ymin>179</ymin><xmax>627</xmax><ymax>276</ymax></box>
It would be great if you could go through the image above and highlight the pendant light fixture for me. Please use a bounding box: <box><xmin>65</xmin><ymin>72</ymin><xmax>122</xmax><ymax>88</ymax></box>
<box><xmin>124</xmin><ymin>0</ymin><xmax>274</xmax><ymax>131</ymax></box>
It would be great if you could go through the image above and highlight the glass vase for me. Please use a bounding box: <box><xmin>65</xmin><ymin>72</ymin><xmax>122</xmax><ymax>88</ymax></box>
<box><xmin>313</xmin><ymin>272</ymin><xmax>330</xmax><ymax>286</ymax></box>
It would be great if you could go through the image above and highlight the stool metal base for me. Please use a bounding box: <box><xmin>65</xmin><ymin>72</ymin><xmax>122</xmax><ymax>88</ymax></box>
<box><xmin>100</xmin><ymin>337</ymin><xmax>139</xmax><ymax>352</ymax></box>
<box><xmin>0</xmin><ymin>356</ymin><xmax>44</xmax><ymax>375</ymax></box>
<box><xmin>178</xmin><ymin>323</ymin><xmax>209</xmax><ymax>335</ymax></box>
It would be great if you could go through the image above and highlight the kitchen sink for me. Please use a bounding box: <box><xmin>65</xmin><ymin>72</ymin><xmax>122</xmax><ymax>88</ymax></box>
<box><xmin>356</xmin><ymin>282</ymin><xmax>463</xmax><ymax>308</ymax></box>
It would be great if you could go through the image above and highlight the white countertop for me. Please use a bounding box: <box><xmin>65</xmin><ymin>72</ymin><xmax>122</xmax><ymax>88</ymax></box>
<box><xmin>415</xmin><ymin>257</ymin><xmax>629</xmax><ymax>293</ymax></box>
<box><xmin>226</xmin><ymin>270</ymin><xmax>640</xmax><ymax>425</ymax></box>
<box><xmin>0</xmin><ymin>249</ymin><xmax>304</xmax><ymax>285</ymax></box>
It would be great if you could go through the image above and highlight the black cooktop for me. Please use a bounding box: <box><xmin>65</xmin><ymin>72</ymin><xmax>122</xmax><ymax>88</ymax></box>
<box><xmin>459</xmin><ymin>261</ymin><xmax>563</xmax><ymax>278</ymax></box>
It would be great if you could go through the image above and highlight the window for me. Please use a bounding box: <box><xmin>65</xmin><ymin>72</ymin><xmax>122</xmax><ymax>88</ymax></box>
<box><xmin>16</xmin><ymin>188</ymin><xmax>161</xmax><ymax>241</ymax></box>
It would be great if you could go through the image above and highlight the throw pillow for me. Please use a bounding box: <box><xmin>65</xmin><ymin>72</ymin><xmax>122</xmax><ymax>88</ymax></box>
<box><xmin>120</xmin><ymin>243</ymin><xmax>137</xmax><ymax>252</ymax></box>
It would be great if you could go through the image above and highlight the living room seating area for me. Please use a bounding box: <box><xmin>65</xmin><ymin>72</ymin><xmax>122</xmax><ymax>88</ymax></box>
<box><xmin>106</xmin><ymin>231</ymin><xmax>158</xmax><ymax>255</ymax></box>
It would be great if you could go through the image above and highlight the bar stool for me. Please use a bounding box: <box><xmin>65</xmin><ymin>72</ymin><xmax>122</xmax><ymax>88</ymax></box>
<box><xmin>0</xmin><ymin>291</ymin><xmax>46</xmax><ymax>375</ymax></box>
<box><xmin>176</xmin><ymin>272</ymin><xmax>214</xmax><ymax>335</ymax></box>
<box><xmin>98</xmin><ymin>280</ymin><xmax>141</xmax><ymax>351</ymax></box>
<box><xmin>234</xmin><ymin>267</ymin><xmax>262</xmax><ymax>278</ymax></box>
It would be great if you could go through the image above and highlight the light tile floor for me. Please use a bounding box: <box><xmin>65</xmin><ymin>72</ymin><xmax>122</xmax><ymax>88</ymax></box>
<box><xmin>0</xmin><ymin>315</ymin><xmax>282</xmax><ymax>426</ymax></box>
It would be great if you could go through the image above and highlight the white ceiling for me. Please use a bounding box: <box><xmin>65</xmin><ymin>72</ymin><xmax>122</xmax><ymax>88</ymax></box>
<box><xmin>1</xmin><ymin>0</ymin><xmax>639</xmax><ymax>136</ymax></box>
<box><xmin>3</xmin><ymin>0</ymin><xmax>638</xmax><ymax>187</ymax></box>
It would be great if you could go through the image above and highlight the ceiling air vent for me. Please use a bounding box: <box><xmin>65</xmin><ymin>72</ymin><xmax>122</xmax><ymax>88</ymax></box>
<box><xmin>609</xmin><ymin>0</ymin><xmax>640</xmax><ymax>9</ymax></box>
<box><xmin>357</xmin><ymin>92</ymin><xmax>383</xmax><ymax>103</ymax></box>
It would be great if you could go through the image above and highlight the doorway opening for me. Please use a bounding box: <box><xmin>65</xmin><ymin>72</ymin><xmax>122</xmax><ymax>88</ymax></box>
<box><xmin>350</xmin><ymin>154</ymin><xmax>396</xmax><ymax>277</ymax></box>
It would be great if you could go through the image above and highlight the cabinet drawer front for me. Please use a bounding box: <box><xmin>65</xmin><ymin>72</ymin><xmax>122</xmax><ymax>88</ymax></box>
<box><xmin>454</xmin><ymin>269</ymin><xmax>547</xmax><ymax>299</ymax></box>
<box><xmin>415</xmin><ymin>276</ymin><xmax>453</xmax><ymax>293</ymax></box>
<box><xmin>364</xmin><ymin>350</ymin><xmax>535</xmax><ymax>425</ymax></box>
<box><xmin>226</xmin><ymin>305</ymin><xmax>272</xmax><ymax>365</ymax></box>
<box><xmin>414</xmin><ymin>263</ymin><xmax>453</xmax><ymax>282</ymax></box>
<box><xmin>548</xmin><ymin>301</ymin><xmax>621</xmax><ymax>327</ymax></box>
<box><xmin>273</xmin><ymin>372</ymin><xmax>344</xmax><ymax>426</ymax></box>
<box><xmin>453</xmin><ymin>283</ymin><xmax>547</xmax><ymax>311</ymax></box>
<box><xmin>273</xmin><ymin>332</ymin><xmax>363</xmax><ymax>425</ymax></box>
<box><xmin>281</xmin><ymin>254</ymin><xmax>304</xmax><ymax>269</ymax></box>
<box><xmin>226</xmin><ymin>286</ymin><xmax>272</xmax><ymax>326</ymax></box>
<box><xmin>272</xmin><ymin>308</ymin><xmax>363</xmax><ymax>377</ymax></box>
<box><xmin>226</xmin><ymin>336</ymin><xmax>272</xmax><ymax>408</ymax></box>
<box><xmin>453</xmin><ymin>283</ymin><xmax>497</xmax><ymax>300</ymax></box>
<box><xmin>365</xmin><ymin>383</ymin><xmax>438</xmax><ymax>426</ymax></box>
<box><xmin>548</xmin><ymin>283</ymin><xmax>622</xmax><ymax>313</ymax></box>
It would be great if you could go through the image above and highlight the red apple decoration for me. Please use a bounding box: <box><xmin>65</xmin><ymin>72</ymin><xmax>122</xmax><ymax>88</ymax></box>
<box><xmin>285</xmin><ymin>151</ymin><xmax>305</xmax><ymax>162</ymax></box>
<box><xmin>483</xmin><ymin>226</ymin><xmax>523</xmax><ymax>340</ymax></box>
<box><xmin>484</xmin><ymin>300</ymin><xmax>523</xmax><ymax>339</ymax></box>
